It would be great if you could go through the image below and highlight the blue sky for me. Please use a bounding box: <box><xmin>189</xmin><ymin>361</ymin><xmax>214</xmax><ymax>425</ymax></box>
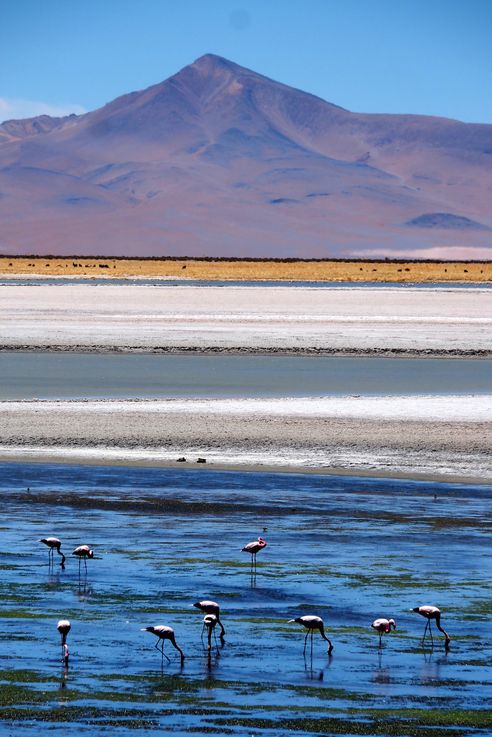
<box><xmin>1</xmin><ymin>0</ymin><xmax>491</xmax><ymax>124</ymax></box>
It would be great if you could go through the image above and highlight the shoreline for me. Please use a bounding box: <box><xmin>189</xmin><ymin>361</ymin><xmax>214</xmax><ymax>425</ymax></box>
<box><xmin>0</xmin><ymin>449</ymin><xmax>490</xmax><ymax>486</ymax></box>
<box><xmin>1</xmin><ymin>396</ymin><xmax>490</xmax><ymax>483</ymax></box>
<box><xmin>1</xmin><ymin>344</ymin><xmax>492</xmax><ymax>358</ymax></box>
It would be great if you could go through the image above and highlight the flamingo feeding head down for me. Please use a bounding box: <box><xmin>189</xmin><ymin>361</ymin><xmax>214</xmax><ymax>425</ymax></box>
<box><xmin>141</xmin><ymin>625</ymin><xmax>185</xmax><ymax>664</ymax></box>
<box><xmin>242</xmin><ymin>536</ymin><xmax>267</xmax><ymax>571</ymax></box>
<box><xmin>289</xmin><ymin>615</ymin><xmax>333</xmax><ymax>655</ymax></box>
<box><xmin>202</xmin><ymin>614</ymin><xmax>219</xmax><ymax>652</ymax></box>
<box><xmin>40</xmin><ymin>537</ymin><xmax>66</xmax><ymax>569</ymax></box>
<box><xmin>371</xmin><ymin>618</ymin><xmax>396</xmax><ymax>648</ymax></box>
<box><xmin>411</xmin><ymin>605</ymin><xmax>450</xmax><ymax>648</ymax></box>
<box><xmin>73</xmin><ymin>545</ymin><xmax>94</xmax><ymax>573</ymax></box>
<box><xmin>193</xmin><ymin>600</ymin><xmax>225</xmax><ymax>641</ymax></box>
<box><xmin>57</xmin><ymin>619</ymin><xmax>71</xmax><ymax>666</ymax></box>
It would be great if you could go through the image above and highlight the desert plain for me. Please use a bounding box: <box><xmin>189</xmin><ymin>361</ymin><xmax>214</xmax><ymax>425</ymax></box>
<box><xmin>1</xmin><ymin>256</ymin><xmax>491</xmax><ymax>282</ymax></box>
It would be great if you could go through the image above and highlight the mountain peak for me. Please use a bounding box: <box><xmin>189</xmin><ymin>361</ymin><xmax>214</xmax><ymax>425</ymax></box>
<box><xmin>0</xmin><ymin>55</ymin><xmax>491</xmax><ymax>258</ymax></box>
<box><xmin>190</xmin><ymin>53</ymin><xmax>238</xmax><ymax>71</ymax></box>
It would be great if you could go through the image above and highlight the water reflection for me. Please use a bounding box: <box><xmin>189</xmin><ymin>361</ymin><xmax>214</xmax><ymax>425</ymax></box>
<box><xmin>418</xmin><ymin>648</ymin><xmax>449</xmax><ymax>685</ymax></box>
<box><xmin>58</xmin><ymin>667</ymin><xmax>69</xmax><ymax>692</ymax></box>
<box><xmin>372</xmin><ymin>652</ymin><xmax>392</xmax><ymax>685</ymax></box>
<box><xmin>76</xmin><ymin>578</ymin><xmax>93</xmax><ymax>601</ymax></box>
<box><xmin>304</xmin><ymin>651</ymin><xmax>331</xmax><ymax>681</ymax></box>
<box><xmin>45</xmin><ymin>571</ymin><xmax>62</xmax><ymax>589</ymax></box>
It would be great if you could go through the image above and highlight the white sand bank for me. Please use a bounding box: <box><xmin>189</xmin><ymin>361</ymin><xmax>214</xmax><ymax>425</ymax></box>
<box><xmin>0</xmin><ymin>284</ymin><xmax>491</xmax><ymax>353</ymax></box>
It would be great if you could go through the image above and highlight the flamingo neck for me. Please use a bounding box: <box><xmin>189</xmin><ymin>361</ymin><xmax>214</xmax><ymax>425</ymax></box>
<box><xmin>435</xmin><ymin>615</ymin><xmax>450</xmax><ymax>642</ymax></box>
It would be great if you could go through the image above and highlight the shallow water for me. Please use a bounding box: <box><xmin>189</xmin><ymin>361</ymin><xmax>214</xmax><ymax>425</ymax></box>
<box><xmin>0</xmin><ymin>462</ymin><xmax>491</xmax><ymax>736</ymax></box>
<box><xmin>1</xmin><ymin>352</ymin><xmax>491</xmax><ymax>399</ymax></box>
<box><xmin>1</xmin><ymin>277</ymin><xmax>490</xmax><ymax>288</ymax></box>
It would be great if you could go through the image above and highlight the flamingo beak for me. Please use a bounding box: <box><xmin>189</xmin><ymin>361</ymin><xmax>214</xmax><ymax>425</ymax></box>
<box><xmin>287</xmin><ymin>619</ymin><xmax>296</xmax><ymax>623</ymax></box>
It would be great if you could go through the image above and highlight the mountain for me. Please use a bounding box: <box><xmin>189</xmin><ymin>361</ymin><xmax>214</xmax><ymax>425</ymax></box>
<box><xmin>1</xmin><ymin>54</ymin><xmax>491</xmax><ymax>259</ymax></box>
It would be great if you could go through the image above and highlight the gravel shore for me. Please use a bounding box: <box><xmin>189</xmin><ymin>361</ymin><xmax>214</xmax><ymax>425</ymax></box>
<box><xmin>1</xmin><ymin>396</ymin><xmax>490</xmax><ymax>482</ymax></box>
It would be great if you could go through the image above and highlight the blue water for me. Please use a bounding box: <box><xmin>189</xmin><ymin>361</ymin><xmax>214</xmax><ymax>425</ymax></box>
<box><xmin>0</xmin><ymin>462</ymin><xmax>491</xmax><ymax>736</ymax></box>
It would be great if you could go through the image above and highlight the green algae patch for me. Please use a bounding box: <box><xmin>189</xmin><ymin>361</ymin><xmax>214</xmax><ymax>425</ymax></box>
<box><xmin>462</xmin><ymin>598</ymin><xmax>492</xmax><ymax>620</ymax></box>
<box><xmin>210</xmin><ymin>714</ymin><xmax>467</xmax><ymax>736</ymax></box>
<box><xmin>360</xmin><ymin>707</ymin><xmax>492</xmax><ymax>730</ymax></box>
<box><xmin>0</xmin><ymin>705</ymin><xmax>160</xmax><ymax>729</ymax></box>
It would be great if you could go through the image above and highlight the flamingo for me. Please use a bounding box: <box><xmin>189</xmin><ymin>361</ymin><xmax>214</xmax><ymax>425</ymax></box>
<box><xmin>141</xmin><ymin>626</ymin><xmax>185</xmax><ymax>664</ymax></box>
<box><xmin>40</xmin><ymin>537</ymin><xmax>66</xmax><ymax>569</ymax></box>
<box><xmin>193</xmin><ymin>600</ymin><xmax>225</xmax><ymax>641</ymax></box>
<box><xmin>202</xmin><ymin>614</ymin><xmax>219</xmax><ymax>652</ymax></box>
<box><xmin>242</xmin><ymin>536</ymin><xmax>267</xmax><ymax>572</ymax></box>
<box><xmin>57</xmin><ymin>619</ymin><xmax>71</xmax><ymax>666</ymax></box>
<box><xmin>411</xmin><ymin>605</ymin><xmax>450</xmax><ymax>648</ymax></box>
<box><xmin>371</xmin><ymin>618</ymin><xmax>396</xmax><ymax>648</ymax></box>
<box><xmin>289</xmin><ymin>615</ymin><xmax>334</xmax><ymax>655</ymax></box>
<box><xmin>73</xmin><ymin>545</ymin><xmax>94</xmax><ymax>574</ymax></box>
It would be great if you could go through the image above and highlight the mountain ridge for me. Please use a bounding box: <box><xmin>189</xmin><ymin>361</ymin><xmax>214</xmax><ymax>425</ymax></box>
<box><xmin>0</xmin><ymin>54</ymin><xmax>491</xmax><ymax>258</ymax></box>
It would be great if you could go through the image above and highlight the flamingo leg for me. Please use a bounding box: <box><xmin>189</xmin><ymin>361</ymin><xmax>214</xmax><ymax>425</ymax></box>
<box><xmin>428</xmin><ymin>621</ymin><xmax>434</xmax><ymax>647</ymax></box>
<box><xmin>303</xmin><ymin>630</ymin><xmax>309</xmax><ymax>655</ymax></box>
<box><xmin>379</xmin><ymin>632</ymin><xmax>383</xmax><ymax>649</ymax></box>
<box><xmin>155</xmin><ymin>638</ymin><xmax>170</xmax><ymax>663</ymax></box>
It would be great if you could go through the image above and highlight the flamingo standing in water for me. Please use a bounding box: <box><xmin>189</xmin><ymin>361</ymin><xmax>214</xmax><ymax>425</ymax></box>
<box><xmin>242</xmin><ymin>536</ymin><xmax>267</xmax><ymax>572</ymax></box>
<box><xmin>141</xmin><ymin>626</ymin><xmax>185</xmax><ymax>664</ymax></box>
<box><xmin>371</xmin><ymin>618</ymin><xmax>396</xmax><ymax>648</ymax></box>
<box><xmin>202</xmin><ymin>614</ymin><xmax>219</xmax><ymax>652</ymax></box>
<box><xmin>40</xmin><ymin>538</ymin><xmax>66</xmax><ymax>569</ymax></box>
<box><xmin>194</xmin><ymin>600</ymin><xmax>226</xmax><ymax>641</ymax></box>
<box><xmin>412</xmin><ymin>605</ymin><xmax>451</xmax><ymax>648</ymax></box>
<box><xmin>57</xmin><ymin>619</ymin><xmax>71</xmax><ymax>666</ymax></box>
<box><xmin>289</xmin><ymin>615</ymin><xmax>334</xmax><ymax>655</ymax></box>
<box><xmin>73</xmin><ymin>545</ymin><xmax>94</xmax><ymax>574</ymax></box>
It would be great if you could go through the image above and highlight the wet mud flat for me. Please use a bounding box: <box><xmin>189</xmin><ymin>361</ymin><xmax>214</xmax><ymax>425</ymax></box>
<box><xmin>0</xmin><ymin>463</ymin><xmax>491</xmax><ymax>737</ymax></box>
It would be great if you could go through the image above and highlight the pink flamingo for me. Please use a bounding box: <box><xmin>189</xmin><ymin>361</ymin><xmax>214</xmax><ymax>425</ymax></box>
<box><xmin>141</xmin><ymin>626</ymin><xmax>185</xmax><ymax>664</ymax></box>
<box><xmin>412</xmin><ymin>605</ymin><xmax>450</xmax><ymax>648</ymax></box>
<box><xmin>371</xmin><ymin>618</ymin><xmax>396</xmax><ymax>648</ymax></box>
<box><xmin>242</xmin><ymin>536</ymin><xmax>267</xmax><ymax>572</ymax></box>
<box><xmin>289</xmin><ymin>615</ymin><xmax>334</xmax><ymax>655</ymax></box>
<box><xmin>73</xmin><ymin>545</ymin><xmax>94</xmax><ymax>574</ymax></box>
<box><xmin>57</xmin><ymin>619</ymin><xmax>71</xmax><ymax>666</ymax></box>
<box><xmin>202</xmin><ymin>614</ymin><xmax>219</xmax><ymax>652</ymax></box>
<box><xmin>194</xmin><ymin>600</ymin><xmax>225</xmax><ymax>641</ymax></box>
<box><xmin>40</xmin><ymin>538</ymin><xmax>66</xmax><ymax>569</ymax></box>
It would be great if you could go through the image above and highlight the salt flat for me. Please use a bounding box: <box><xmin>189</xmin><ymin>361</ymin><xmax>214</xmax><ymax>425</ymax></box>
<box><xmin>0</xmin><ymin>284</ymin><xmax>491</xmax><ymax>353</ymax></box>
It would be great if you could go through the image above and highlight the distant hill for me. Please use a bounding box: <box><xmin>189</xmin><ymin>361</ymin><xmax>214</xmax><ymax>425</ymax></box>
<box><xmin>1</xmin><ymin>54</ymin><xmax>491</xmax><ymax>259</ymax></box>
<box><xmin>405</xmin><ymin>213</ymin><xmax>491</xmax><ymax>231</ymax></box>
